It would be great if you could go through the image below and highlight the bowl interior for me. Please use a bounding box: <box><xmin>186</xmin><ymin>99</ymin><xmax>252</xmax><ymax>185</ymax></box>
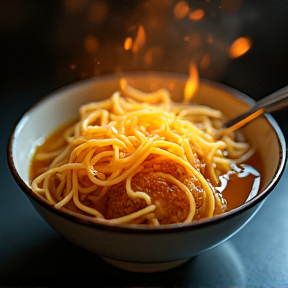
<box><xmin>10</xmin><ymin>72</ymin><xmax>286</xmax><ymax>225</ymax></box>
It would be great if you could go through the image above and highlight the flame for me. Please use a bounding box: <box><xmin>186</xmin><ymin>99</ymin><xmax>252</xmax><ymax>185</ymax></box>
<box><xmin>229</xmin><ymin>37</ymin><xmax>251</xmax><ymax>58</ymax></box>
<box><xmin>84</xmin><ymin>35</ymin><xmax>99</xmax><ymax>55</ymax></box>
<box><xmin>184</xmin><ymin>62</ymin><xmax>199</xmax><ymax>103</ymax></box>
<box><xmin>174</xmin><ymin>1</ymin><xmax>190</xmax><ymax>19</ymax></box>
<box><xmin>189</xmin><ymin>9</ymin><xmax>205</xmax><ymax>21</ymax></box>
<box><xmin>124</xmin><ymin>37</ymin><xmax>133</xmax><ymax>51</ymax></box>
<box><xmin>132</xmin><ymin>25</ymin><xmax>146</xmax><ymax>53</ymax></box>
<box><xmin>120</xmin><ymin>78</ymin><xmax>127</xmax><ymax>91</ymax></box>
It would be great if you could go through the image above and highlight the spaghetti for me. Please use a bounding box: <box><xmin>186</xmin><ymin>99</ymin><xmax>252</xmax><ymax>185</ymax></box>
<box><xmin>31</xmin><ymin>79</ymin><xmax>253</xmax><ymax>225</ymax></box>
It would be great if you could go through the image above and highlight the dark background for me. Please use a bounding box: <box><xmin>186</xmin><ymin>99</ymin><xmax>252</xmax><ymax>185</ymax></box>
<box><xmin>1</xmin><ymin>0</ymin><xmax>288</xmax><ymax>286</ymax></box>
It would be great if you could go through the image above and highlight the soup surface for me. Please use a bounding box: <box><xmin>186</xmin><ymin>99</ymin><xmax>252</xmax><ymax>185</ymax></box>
<box><xmin>30</xmin><ymin>121</ymin><xmax>262</xmax><ymax>213</ymax></box>
<box><xmin>29</xmin><ymin>81</ymin><xmax>263</xmax><ymax>225</ymax></box>
<box><xmin>30</xmin><ymin>116</ymin><xmax>263</xmax><ymax>218</ymax></box>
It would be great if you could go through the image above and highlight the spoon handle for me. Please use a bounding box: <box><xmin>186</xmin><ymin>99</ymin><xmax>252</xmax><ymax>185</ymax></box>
<box><xmin>224</xmin><ymin>85</ymin><xmax>288</xmax><ymax>130</ymax></box>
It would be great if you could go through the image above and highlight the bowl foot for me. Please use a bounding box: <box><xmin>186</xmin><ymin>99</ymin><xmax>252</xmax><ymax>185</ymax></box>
<box><xmin>100</xmin><ymin>256</ymin><xmax>192</xmax><ymax>273</ymax></box>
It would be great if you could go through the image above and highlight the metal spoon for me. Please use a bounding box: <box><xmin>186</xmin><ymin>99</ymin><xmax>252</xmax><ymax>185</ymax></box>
<box><xmin>220</xmin><ymin>85</ymin><xmax>288</xmax><ymax>135</ymax></box>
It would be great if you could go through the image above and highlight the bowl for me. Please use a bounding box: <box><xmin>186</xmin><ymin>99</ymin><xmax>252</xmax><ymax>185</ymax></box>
<box><xmin>8</xmin><ymin>72</ymin><xmax>287</xmax><ymax>273</ymax></box>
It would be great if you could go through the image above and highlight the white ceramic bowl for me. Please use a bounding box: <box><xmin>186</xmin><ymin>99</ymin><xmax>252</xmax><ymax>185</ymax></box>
<box><xmin>8</xmin><ymin>72</ymin><xmax>287</xmax><ymax>273</ymax></box>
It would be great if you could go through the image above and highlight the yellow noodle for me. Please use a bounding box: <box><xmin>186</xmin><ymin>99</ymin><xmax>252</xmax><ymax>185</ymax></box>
<box><xmin>152</xmin><ymin>172</ymin><xmax>196</xmax><ymax>223</ymax></box>
<box><xmin>55</xmin><ymin>173</ymin><xmax>67</xmax><ymax>201</ymax></box>
<box><xmin>120</xmin><ymin>79</ymin><xmax>171</xmax><ymax>111</ymax></box>
<box><xmin>31</xmin><ymin>80</ymin><xmax>254</xmax><ymax>225</ymax></box>
<box><xmin>149</xmin><ymin>147</ymin><xmax>215</xmax><ymax>218</ymax></box>
<box><xmin>34</xmin><ymin>148</ymin><xmax>65</xmax><ymax>161</ymax></box>
<box><xmin>206</xmin><ymin>144</ymin><xmax>221</xmax><ymax>185</ymax></box>
<box><xmin>71</xmin><ymin>169</ymin><xmax>104</xmax><ymax>218</ymax></box>
<box><xmin>126</xmin><ymin>166</ymin><xmax>151</xmax><ymax>205</ymax></box>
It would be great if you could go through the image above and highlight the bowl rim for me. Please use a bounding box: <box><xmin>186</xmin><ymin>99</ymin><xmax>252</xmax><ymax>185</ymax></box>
<box><xmin>7</xmin><ymin>72</ymin><xmax>288</xmax><ymax>234</ymax></box>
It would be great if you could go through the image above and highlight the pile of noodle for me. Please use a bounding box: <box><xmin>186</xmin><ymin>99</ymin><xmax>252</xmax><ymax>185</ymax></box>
<box><xmin>31</xmin><ymin>79</ymin><xmax>253</xmax><ymax>225</ymax></box>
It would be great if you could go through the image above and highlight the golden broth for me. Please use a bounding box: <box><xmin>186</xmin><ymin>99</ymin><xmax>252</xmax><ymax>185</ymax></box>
<box><xmin>30</xmin><ymin>119</ymin><xmax>263</xmax><ymax>214</ymax></box>
<box><xmin>30</xmin><ymin>119</ymin><xmax>77</xmax><ymax>181</ymax></box>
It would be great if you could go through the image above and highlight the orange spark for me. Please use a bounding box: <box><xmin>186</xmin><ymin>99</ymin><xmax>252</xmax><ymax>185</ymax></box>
<box><xmin>124</xmin><ymin>37</ymin><xmax>133</xmax><ymax>51</ymax></box>
<box><xmin>184</xmin><ymin>62</ymin><xmax>199</xmax><ymax>103</ymax></box>
<box><xmin>229</xmin><ymin>37</ymin><xmax>251</xmax><ymax>58</ymax></box>
<box><xmin>189</xmin><ymin>9</ymin><xmax>205</xmax><ymax>21</ymax></box>
<box><xmin>174</xmin><ymin>1</ymin><xmax>190</xmax><ymax>19</ymax></box>
<box><xmin>132</xmin><ymin>25</ymin><xmax>146</xmax><ymax>53</ymax></box>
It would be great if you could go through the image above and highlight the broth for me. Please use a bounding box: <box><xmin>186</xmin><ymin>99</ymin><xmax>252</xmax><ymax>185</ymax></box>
<box><xmin>30</xmin><ymin>119</ymin><xmax>263</xmax><ymax>214</ymax></box>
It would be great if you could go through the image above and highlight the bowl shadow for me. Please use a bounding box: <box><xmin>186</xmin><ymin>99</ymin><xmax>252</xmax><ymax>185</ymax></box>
<box><xmin>0</xmin><ymin>234</ymin><xmax>246</xmax><ymax>287</ymax></box>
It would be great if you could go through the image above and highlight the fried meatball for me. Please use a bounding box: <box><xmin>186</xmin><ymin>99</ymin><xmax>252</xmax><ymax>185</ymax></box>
<box><xmin>104</xmin><ymin>155</ymin><xmax>207</xmax><ymax>224</ymax></box>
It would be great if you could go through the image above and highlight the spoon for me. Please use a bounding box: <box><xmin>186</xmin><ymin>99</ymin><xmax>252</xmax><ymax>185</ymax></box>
<box><xmin>220</xmin><ymin>85</ymin><xmax>288</xmax><ymax>135</ymax></box>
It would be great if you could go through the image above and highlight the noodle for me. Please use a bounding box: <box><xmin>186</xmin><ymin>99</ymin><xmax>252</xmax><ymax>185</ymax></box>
<box><xmin>30</xmin><ymin>80</ymin><xmax>254</xmax><ymax>225</ymax></box>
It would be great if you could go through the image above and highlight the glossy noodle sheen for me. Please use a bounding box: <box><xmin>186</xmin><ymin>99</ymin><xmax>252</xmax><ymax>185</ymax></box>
<box><xmin>30</xmin><ymin>79</ymin><xmax>259</xmax><ymax>226</ymax></box>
